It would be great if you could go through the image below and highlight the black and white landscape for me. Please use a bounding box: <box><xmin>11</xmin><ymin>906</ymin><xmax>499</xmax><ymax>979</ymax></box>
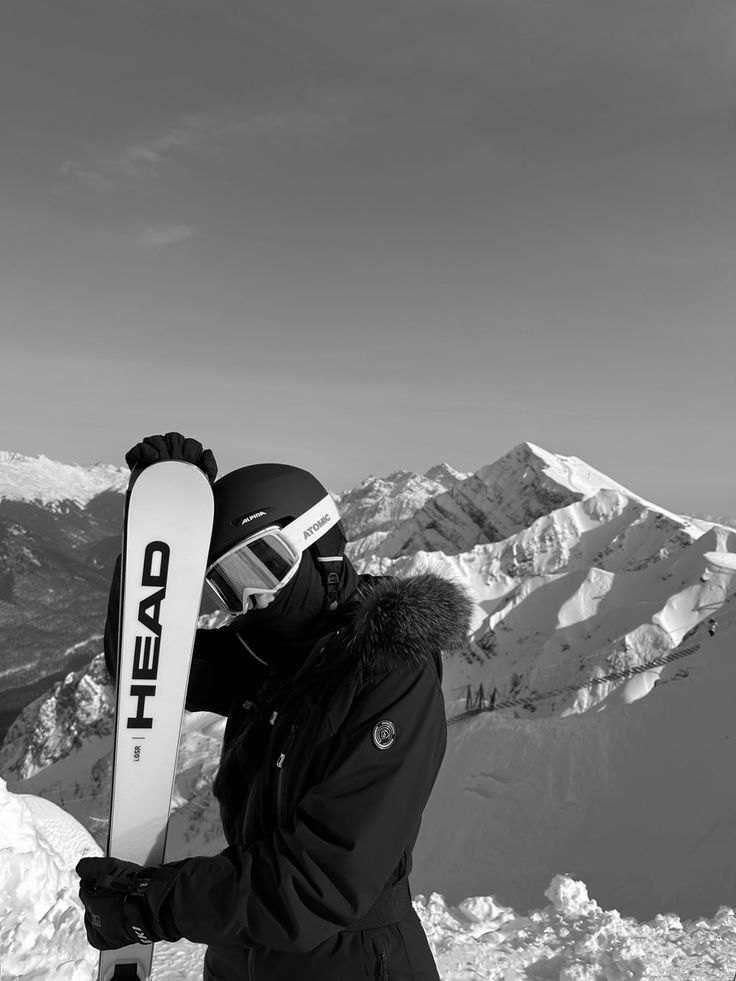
<box><xmin>1</xmin><ymin>444</ymin><xmax>735</xmax><ymax>979</ymax></box>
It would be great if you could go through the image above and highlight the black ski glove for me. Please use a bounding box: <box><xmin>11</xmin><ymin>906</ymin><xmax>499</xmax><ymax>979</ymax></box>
<box><xmin>125</xmin><ymin>432</ymin><xmax>218</xmax><ymax>483</ymax></box>
<box><xmin>76</xmin><ymin>857</ymin><xmax>183</xmax><ymax>950</ymax></box>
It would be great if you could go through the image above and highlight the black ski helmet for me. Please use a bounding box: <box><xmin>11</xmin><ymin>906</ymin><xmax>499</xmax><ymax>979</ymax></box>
<box><xmin>208</xmin><ymin>463</ymin><xmax>347</xmax><ymax>588</ymax></box>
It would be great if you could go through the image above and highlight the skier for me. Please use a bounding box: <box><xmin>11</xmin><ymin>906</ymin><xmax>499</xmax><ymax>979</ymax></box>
<box><xmin>77</xmin><ymin>433</ymin><xmax>472</xmax><ymax>981</ymax></box>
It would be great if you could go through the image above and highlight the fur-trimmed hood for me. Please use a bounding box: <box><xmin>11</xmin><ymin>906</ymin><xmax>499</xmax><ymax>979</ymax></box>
<box><xmin>340</xmin><ymin>573</ymin><xmax>473</xmax><ymax>676</ymax></box>
<box><xmin>242</xmin><ymin>570</ymin><xmax>473</xmax><ymax>684</ymax></box>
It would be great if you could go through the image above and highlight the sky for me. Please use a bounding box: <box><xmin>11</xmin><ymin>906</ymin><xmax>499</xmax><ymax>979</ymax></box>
<box><xmin>0</xmin><ymin>0</ymin><xmax>734</xmax><ymax>515</ymax></box>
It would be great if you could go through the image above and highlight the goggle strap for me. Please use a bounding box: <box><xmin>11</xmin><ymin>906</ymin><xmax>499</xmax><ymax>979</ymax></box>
<box><xmin>279</xmin><ymin>494</ymin><xmax>342</xmax><ymax>554</ymax></box>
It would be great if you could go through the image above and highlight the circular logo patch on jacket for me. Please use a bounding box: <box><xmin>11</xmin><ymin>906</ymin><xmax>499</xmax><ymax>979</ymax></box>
<box><xmin>372</xmin><ymin>720</ymin><xmax>397</xmax><ymax>750</ymax></box>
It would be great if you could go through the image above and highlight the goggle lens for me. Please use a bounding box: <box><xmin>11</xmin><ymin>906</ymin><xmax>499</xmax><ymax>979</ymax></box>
<box><xmin>205</xmin><ymin>528</ymin><xmax>300</xmax><ymax>613</ymax></box>
<box><xmin>205</xmin><ymin>493</ymin><xmax>342</xmax><ymax>614</ymax></box>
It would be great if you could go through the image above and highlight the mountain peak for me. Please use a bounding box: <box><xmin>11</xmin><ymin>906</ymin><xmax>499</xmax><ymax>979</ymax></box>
<box><xmin>424</xmin><ymin>463</ymin><xmax>471</xmax><ymax>486</ymax></box>
<box><xmin>481</xmin><ymin>442</ymin><xmax>636</xmax><ymax>501</ymax></box>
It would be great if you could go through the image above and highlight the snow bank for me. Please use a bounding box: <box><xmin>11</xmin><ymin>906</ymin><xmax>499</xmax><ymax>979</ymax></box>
<box><xmin>0</xmin><ymin>777</ymin><xmax>100</xmax><ymax>979</ymax></box>
<box><xmin>422</xmin><ymin>874</ymin><xmax>736</xmax><ymax>980</ymax></box>
<box><xmin>3</xmin><ymin>774</ymin><xmax>736</xmax><ymax>981</ymax></box>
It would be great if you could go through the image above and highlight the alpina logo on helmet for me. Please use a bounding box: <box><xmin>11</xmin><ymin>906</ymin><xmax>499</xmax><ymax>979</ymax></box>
<box><xmin>303</xmin><ymin>514</ymin><xmax>331</xmax><ymax>540</ymax></box>
<box><xmin>238</xmin><ymin>510</ymin><xmax>268</xmax><ymax>526</ymax></box>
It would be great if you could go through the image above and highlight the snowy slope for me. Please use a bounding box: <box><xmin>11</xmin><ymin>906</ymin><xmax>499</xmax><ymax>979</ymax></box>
<box><xmin>355</xmin><ymin>497</ymin><xmax>734</xmax><ymax>716</ymax></box>
<box><xmin>5</xmin><ymin>774</ymin><xmax>736</xmax><ymax>980</ymax></box>
<box><xmin>458</xmin><ymin>520</ymin><xmax>736</xmax><ymax>716</ymax></box>
<box><xmin>414</xmin><ymin>619</ymin><xmax>736</xmax><ymax>921</ymax></box>
<box><xmin>0</xmin><ymin>451</ymin><xmax>127</xmax><ymax>508</ymax></box>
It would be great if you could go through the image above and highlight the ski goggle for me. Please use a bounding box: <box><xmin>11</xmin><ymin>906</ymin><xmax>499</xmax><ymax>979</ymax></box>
<box><xmin>204</xmin><ymin>493</ymin><xmax>341</xmax><ymax>613</ymax></box>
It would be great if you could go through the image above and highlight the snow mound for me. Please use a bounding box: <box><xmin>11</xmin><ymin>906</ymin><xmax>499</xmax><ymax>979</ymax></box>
<box><xmin>3</xmin><ymin>775</ymin><xmax>736</xmax><ymax>980</ymax></box>
<box><xmin>0</xmin><ymin>776</ymin><xmax>100</xmax><ymax>979</ymax></box>
<box><xmin>423</xmin><ymin>874</ymin><xmax>736</xmax><ymax>980</ymax></box>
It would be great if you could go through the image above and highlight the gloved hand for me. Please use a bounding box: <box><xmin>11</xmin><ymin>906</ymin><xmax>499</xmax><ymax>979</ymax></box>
<box><xmin>76</xmin><ymin>856</ymin><xmax>182</xmax><ymax>950</ymax></box>
<box><xmin>125</xmin><ymin>432</ymin><xmax>218</xmax><ymax>483</ymax></box>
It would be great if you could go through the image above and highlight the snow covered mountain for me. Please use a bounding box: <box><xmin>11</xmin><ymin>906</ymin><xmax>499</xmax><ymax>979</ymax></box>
<box><xmin>1</xmin><ymin>653</ymin><xmax>115</xmax><ymax>784</ymax></box>
<box><xmin>347</xmin><ymin>442</ymin><xmax>705</xmax><ymax>563</ymax></box>
<box><xmin>348</xmin><ymin>449</ymin><xmax>734</xmax><ymax>717</ymax></box>
<box><xmin>440</xmin><ymin>505</ymin><xmax>735</xmax><ymax>717</ymax></box>
<box><xmin>0</xmin><ymin>451</ymin><xmax>127</xmax><ymax>508</ymax></box>
<box><xmin>0</xmin><ymin>487</ymin><xmax>124</xmax><ymax>740</ymax></box>
<box><xmin>333</xmin><ymin>462</ymin><xmax>469</xmax><ymax>541</ymax></box>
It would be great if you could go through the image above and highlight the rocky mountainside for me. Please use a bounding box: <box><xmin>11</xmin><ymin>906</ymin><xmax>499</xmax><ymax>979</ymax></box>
<box><xmin>0</xmin><ymin>651</ymin><xmax>227</xmax><ymax>858</ymax></box>
<box><xmin>333</xmin><ymin>462</ymin><xmax>469</xmax><ymax>541</ymax></box>
<box><xmin>348</xmin><ymin>442</ymin><xmax>704</xmax><ymax>563</ymax></box>
<box><xmin>0</xmin><ymin>455</ymin><xmax>127</xmax><ymax>740</ymax></box>
<box><xmin>0</xmin><ymin>653</ymin><xmax>114</xmax><ymax>784</ymax></box>
<box><xmin>0</xmin><ymin>497</ymin><xmax>122</xmax><ymax>729</ymax></box>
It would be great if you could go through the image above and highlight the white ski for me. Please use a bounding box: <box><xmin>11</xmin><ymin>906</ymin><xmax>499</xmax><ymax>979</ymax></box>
<box><xmin>99</xmin><ymin>461</ymin><xmax>214</xmax><ymax>981</ymax></box>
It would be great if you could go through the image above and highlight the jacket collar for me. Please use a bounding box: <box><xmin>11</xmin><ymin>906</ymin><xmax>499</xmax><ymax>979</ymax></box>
<box><xmin>294</xmin><ymin>572</ymin><xmax>473</xmax><ymax>684</ymax></box>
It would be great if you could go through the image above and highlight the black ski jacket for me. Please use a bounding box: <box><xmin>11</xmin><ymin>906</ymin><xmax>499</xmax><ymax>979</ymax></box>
<box><xmin>105</xmin><ymin>570</ymin><xmax>471</xmax><ymax>981</ymax></box>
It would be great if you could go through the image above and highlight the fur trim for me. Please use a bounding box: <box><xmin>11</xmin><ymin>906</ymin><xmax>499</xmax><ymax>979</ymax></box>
<box><xmin>345</xmin><ymin>573</ymin><xmax>473</xmax><ymax>671</ymax></box>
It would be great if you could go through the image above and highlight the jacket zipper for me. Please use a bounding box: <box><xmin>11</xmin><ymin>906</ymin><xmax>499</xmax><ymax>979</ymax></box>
<box><xmin>241</xmin><ymin>767</ymin><xmax>262</xmax><ymax>843</ymax></box>
<box><xmin>378</xmin><ymin>949</ymin><xmax>389</xmax><ymax>980</ymax></box>
<box><xmin>275</xmin><ymin>722</ymin><xmax>299</xmax><ymax>827</ymax></box>
<box><xmin>241</xmin><ymin>701</ymin><xmax>279</xmax><ymax>841</ymax></box>
<box><xmin>244</xmin><ymin>718</ymin><xmax>296</xmax><ymax>980</ymax></box>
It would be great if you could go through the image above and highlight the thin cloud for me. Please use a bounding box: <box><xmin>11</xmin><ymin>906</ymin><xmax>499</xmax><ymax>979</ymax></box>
<box><xmin>138</xmin><ymin>224</ymin><xmax>195</xmax><ymax>249</ymax></box>
<box><xmin>59</xmin><ymin>160</ymin><xmax>117</xmax><ymax>190</ymax></box>
<box><xmin>110</xmin><ymin>115</ymin><xmax>223</xmax><ymax>179</ymax></box>
<box><xmin>61</xmin><ymin>97</ymin><xmax>348</xmax><ymax>189</ymax></box>
<box><xmin>61</xmin><ymin>114</ymin><xmax>227</xmax><ymax>188</ymax></box>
